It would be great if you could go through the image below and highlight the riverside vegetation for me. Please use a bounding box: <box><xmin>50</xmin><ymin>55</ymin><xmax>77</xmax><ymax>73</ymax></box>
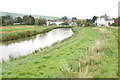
<box><xmin>0</xmin><ymin>25</ymin><xmax>63</xmax><ymax>42</ymax></box>
<box><xmin>1</xmin><ymin>26</ymin><xmax>118</xmax><ymax>78</ymax></box>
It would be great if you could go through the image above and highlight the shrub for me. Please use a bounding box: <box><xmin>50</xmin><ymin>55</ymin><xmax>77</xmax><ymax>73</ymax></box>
<box><xmin>111</xmin><ymin>23</ymin><xmax>120</xmax><ymax>26</ymax></box>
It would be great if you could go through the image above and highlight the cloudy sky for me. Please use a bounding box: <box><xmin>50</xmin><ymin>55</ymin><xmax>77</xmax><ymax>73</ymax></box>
<box><xmin>0</xmin><ymin>0</ymin><xmax>119</xmax><ymax>19</ymax></box>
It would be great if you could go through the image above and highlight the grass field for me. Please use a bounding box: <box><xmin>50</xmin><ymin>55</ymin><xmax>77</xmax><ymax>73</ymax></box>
<box><xmin>2</xmin><ymin>26</ymin><xmax>118</xmax><ymax>78</ymax></box>
<box><xmin>0</xmin><ymin>25</ymin><xmax>45</xmax><ymax>32</ymax></box>
<box><xmin>0</xmin><ymin>25</ymin><xmax>57</xmax><ymax>42</ymax></box>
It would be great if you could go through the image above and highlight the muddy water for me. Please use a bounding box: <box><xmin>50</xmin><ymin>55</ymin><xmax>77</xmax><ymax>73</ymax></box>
<box><xmin>0</xmin><ymin>28</ymin><xmax>73</xmax><ymax>61</ymax></box>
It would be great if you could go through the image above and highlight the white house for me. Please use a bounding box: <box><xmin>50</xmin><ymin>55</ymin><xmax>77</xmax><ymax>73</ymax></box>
<box><xmin>95</xmin><ymin>14</ymin><xmax>114</xmax><ymax>26</ymax></box>
<box><xmin>47</xmin><ymin>20</ymin><xmax>64</xmax><ymax>26</ymax></box>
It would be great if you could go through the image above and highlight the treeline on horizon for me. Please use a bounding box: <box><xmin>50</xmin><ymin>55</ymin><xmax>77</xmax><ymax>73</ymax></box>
<box><xmin>0</xmin><ymin>15</ymin><xmax>46</xmax><ymax>26</ymax></box>
<box><xmin>0</xmin><ymin>15</ymin><xmax>119</xmax><ymax>26</ymax></box>
<box><xmin>0</xmin><ymin>15</ymin><xmax>98</xmax><ymax>27</ymax></box>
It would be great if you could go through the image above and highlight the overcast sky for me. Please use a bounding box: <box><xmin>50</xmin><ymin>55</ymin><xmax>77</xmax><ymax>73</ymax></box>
<box><xmin>0</xmin><ymin>0</ymin><xmax>119</xmax><ymax>19</ymax></box>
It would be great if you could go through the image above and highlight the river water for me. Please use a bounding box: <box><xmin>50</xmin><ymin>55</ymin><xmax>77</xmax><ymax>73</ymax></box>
<box><xmin>0</xmin><ymin>28</ymin><xmax>73</xmax><ymax>62</ymax></box>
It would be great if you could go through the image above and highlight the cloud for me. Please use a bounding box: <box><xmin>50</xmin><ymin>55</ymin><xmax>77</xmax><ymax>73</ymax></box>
<box><xmin>0</xmin><ymin>0</ymin><xmax>119</xmax><ymax>19</ymax></box>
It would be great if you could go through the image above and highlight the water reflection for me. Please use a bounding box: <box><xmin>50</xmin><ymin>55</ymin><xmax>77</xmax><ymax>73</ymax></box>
<box><xmin>0</xmin><ymin>28</ymin><xmax>73</xmax><ymax>61</ymax></box>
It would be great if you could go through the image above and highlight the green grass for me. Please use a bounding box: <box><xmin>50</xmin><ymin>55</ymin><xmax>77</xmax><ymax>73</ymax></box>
<box><xmin>0</xmin><ymin>25</ymin><xmax>56</xmax><ymax>42</ymax></box>
<box><xmin>0</xmin><ymin>25</ymin><xmax>47</xmax><ymax>32</ymax></box>
<box><xmin>1</xmin><ymin>25</ymin><xmax>71</xmax><ymax>42</ymax></box>
<box><xmin>94</xmin><ymin>27</ymin><xmax>118</xmax><ymax>78</ymax></box>
<box><xmin>2</xmin><ymin>26</ymin><xmax>118</xmax><ymax>78</ymax></box>
<box><xmin>60</xmin><ymin>27</ymin><xmax>118</xmax><ymax>78</ymax></box>
<box><xmin>1</xmin><ymin>26</ymin><xmax>44</xmax><ymax>32</ymax></box>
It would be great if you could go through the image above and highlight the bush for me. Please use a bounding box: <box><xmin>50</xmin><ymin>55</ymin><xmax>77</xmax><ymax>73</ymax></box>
<box><xmin>61</xmin><ymin>22</ymin><xmax>69</xmax><ymax>25</ymax></box>
<box><xmin>84</xmin><ymin>23</ymin><xmax>96</xmax><ymax>27</ymax></box>
<box><xmin>35</xmin><ymin>18</ymin><xmax>46</xmax><ymax>25</ymax></box>
<box><xmin>111</xmin><ymin>23</ymin><xmax>120</xmax><ymax>26</ymax></box>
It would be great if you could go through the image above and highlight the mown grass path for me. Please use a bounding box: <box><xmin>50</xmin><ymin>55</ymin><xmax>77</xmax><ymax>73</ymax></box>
<box><xmin>2</xmin><ymin>27</ymin><xmax>118</xmax><ymax>78</ymax></box>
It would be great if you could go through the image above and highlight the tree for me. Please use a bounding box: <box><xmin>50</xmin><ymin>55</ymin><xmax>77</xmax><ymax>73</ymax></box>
<box><xmin>2</xmin><ymin>15</ymin><xmax>14</xmax><ymax>26</ymax></box>
<box><xmin>23</xmin><ymin>15</ymin><xmax>29</xmax><ymax>25</ymax></box>
<box><xmin>81</xmin><ymin>20</ymin><xmax>86</xmax><ymax>25</ymax></box>
<box><xmin>35</xmin><ymin>18</ymin><xmax>46</xmax><ymax>25</ymax></box>
<box><xmin>86</xmin><ymin>19</ymin><xmax>93</xmax><ymax>23</ymax></box>
<box><xmin>29</xmin><ymin>15</ymin><xmax>35</xmax><ymax>25</ymax></box>
<box><xmin>14</xmin><ymin>17</ymin><xmax>23</xmax><ymax>23</ymax></box>
<box><xmin>75</xmin><ymin>20</ymin><xmax>81</xmax><ymax>26</ymax></box>
<box><xmin>62</xmin><ymin>16</ymin><xmax>68</xmax><ymax>21</ymax></box>
<box><xmin>61</xmin><ymin>22</ymin><xmax>69</xmax><ymax>25</ymax></box>
<box><xmin>92</xmin><ymin>16</ymin><xmax>98</xmax><ymax>23</ymax></box>
<box><xmin>85</xmin><ymin>19</ymin><xmax>97</xmax><ymax>27</ymax></box>
<box><xmin>72</xmin><ymin>17</ymin><xmax>77</xmax><ymax>22</ymax></box>
<box><xmin>81</xmin><ymin>20</ymin><xmax>87</xmax><ymax>26</ymax></box>
<box><xmin>23</xmin><ymin>15</ymin><xmax>35</xmax><ymax>25</ymax></box>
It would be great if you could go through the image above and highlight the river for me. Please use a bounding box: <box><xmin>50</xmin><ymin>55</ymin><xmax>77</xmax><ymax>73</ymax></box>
<box><xmin>0</xmin><ymin>28</ymin><xmax>73</xmax><ymax>62</ymax></box>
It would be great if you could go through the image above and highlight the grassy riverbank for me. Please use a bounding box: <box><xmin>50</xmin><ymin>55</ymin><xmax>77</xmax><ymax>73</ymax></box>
<box><xmin>0</xmin><ymin>25</ymin><xmax>62</xmax><ymax>42</ymax></box>
<box><xmin>2</xmin><ymin>26</ymin><xmax>118</xmax><ymax>78</ymax></box>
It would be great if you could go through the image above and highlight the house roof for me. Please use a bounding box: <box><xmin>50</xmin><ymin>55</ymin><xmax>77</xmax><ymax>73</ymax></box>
<box><xmin>100</xmin><ymin>14</ymin><xmax>113</xmax><ymax>21</ymax></box>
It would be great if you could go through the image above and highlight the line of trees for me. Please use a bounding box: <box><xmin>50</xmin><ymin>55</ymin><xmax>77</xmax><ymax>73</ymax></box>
<box><xmin>1</xmin><ymin>15</ymin><xmax>98</xmax><ymax>26</ymax></box>
<box><xmin>1</xmin><ymin>15</ymin><xmax>46</xmax><ymax>26</ymax></box>
<box><xmin>61</xmin><ymin>16</ymin><xmax>77</xmax><ymax>25</ymax></box>
<box><xmin>61</xmin><ymin>16</ymin><xmax>97</xmax><ymax>27</ymax></box>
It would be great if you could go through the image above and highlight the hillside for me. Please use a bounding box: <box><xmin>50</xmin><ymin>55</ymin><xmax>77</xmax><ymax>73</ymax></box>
<box><xmin>0</xmin><ymin>12</ymin><xmax>60</xmax><ymax>20</ymax></box>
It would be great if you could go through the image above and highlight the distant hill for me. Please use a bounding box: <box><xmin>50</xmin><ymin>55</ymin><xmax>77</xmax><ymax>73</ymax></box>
<box><xmin>0</xmin><ymin>12</ymin><xmax>60</xmax><ymax>20</ymax></box>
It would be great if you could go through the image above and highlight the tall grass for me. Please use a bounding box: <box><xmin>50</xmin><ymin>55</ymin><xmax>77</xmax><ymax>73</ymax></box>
<box><xmin>60</xmin><ymin>38</ymin><xmax>106</xmax><ymax>78</ymax></box>
<box><xmin>60</xmin><ymin>27</ymin><xmax>118</xmax><ymax>78</ymax></box>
